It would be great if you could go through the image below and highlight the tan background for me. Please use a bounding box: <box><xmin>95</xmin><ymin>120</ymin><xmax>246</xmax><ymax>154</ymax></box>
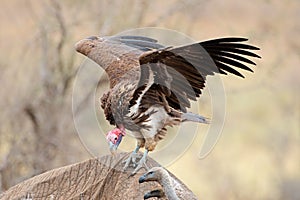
<box><xmin>0</xmin><ymin>0</ymin><xmax>299</xmax><ymax>199</ymax></box>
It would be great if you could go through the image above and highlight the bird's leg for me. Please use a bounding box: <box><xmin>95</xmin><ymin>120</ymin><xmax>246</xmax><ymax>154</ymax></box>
<box><xmin>123</xmin><ymin>145</ymin><xmax>140</xmax><ymax>170</ymax></box>
<box><xmin>131</xmin><ymin>149</ymin><xmax>149</xmax><ymax>175</ymax></box>
<box><xmin>130</xmin><ymin>138</ymin><xmax>156</xmax><ymax>175</ymax></box>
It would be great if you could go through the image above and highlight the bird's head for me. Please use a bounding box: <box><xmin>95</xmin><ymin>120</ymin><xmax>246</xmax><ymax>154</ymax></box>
<box><xmin>139</xmin><ymin>167</ymin><xmax>165</xmax><ymax>183</ymax></box>
<box><xmin>106</xmin><ymin>128</ymin><xmax>125</xmax><ymax>154</ymax></box>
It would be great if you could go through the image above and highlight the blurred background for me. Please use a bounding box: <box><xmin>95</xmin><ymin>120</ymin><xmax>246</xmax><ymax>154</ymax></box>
<box><xmin>0</xmin><ymin>0</ymin><xmax>299</xmax><ymax>199</ymax></box>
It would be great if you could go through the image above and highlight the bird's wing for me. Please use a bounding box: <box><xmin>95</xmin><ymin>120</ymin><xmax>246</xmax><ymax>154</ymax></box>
<box><xmin>106</xmin><ymin>35</ymin><xmax>165</xmax><ymax>52</ymax></box>
<box><xmin>131</xmin><ymin>37</ymin><xmax>260</xmax><ymax>112</ymax></box>
<box><xmin>99</xmin><ymin>36</ymin><xmax>166</xmax><ymax>126</ymax></box>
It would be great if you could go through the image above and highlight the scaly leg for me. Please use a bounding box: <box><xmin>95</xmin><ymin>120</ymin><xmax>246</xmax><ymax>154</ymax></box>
<box><xmin>131</xmin><ymin>149</ymin><xmax>149</xmax><ymax>175</ymax></box>
<box><xmin>130</xmin><ymin>137</ymin><xmax>156</xmax><ymax>175</ymax></box>
<box><xmin>123</xmin><ymin>145</ymin><xmax>140</xmax><ymax>170</ymax></box>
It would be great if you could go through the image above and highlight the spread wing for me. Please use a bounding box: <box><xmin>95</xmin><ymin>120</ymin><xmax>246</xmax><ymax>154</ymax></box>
<box><xmin>131</xmin><ymin>37</ymin><xmax>260</xmax><ymax>112</ymax></box>
<box><xmin>100</xmin><ymin>36</ymin><xmax>166</xmax><ymax>126</ymax></box>
<box><xmin>107</xmin><ymin>35</ymin><xmax>165</xmax><ymax>52</ymax></box>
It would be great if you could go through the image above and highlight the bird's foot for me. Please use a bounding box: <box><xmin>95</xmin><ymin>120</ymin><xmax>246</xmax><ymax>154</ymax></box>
<box><xmin>123</xmin><ymin>151</ymin><xmax>140</xmax><ymax>169</ymax></box>
<box><xmin>130</xmin><ymin>150</ymin><xmax>149</xmax><ymax>176</ymax></box>
<box><xmin>123</xmin><ymin>145</ymin><xmax>141</xmax><ymax>170</ymax></box>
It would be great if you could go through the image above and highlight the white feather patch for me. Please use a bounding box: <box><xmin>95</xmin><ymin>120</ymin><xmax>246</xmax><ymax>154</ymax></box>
<box><xmin>129</xmin><ymin>67</ymin><xmax>154</xmax><ymax>116</ymax></box>
<box><xmin>141</xmin><ymin>106</ymin><xmax>169</xmax><ymax>139</ymax></box>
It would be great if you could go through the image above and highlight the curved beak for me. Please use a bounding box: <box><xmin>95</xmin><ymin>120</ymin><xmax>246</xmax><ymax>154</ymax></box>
<box><xmin>144</xmin><ymin>189</ymin><xmax>164</xmax><ymax>199</ymax></box>
<box><xmin>109</xmin><ymin>141</ymin><xmax>118</xmax><ymax>155</ymax></box>
<box><xmin>139</xmin><ymin>174</ymin><xmax>146</xmax><ymax>183</ymax></box>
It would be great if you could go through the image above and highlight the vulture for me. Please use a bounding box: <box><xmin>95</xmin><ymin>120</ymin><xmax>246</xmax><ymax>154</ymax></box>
<box><xmin>75</xmin><ymin>35</ymin><xmax>260</xmax><ymax>174</ymax></box>
<box><xmin>139</xmin><ymin>167</ymin><xmax>182</xmax><ymax>200</ymax></box>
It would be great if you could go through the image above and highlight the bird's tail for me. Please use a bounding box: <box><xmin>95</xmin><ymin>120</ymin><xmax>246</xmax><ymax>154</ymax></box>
<box><xmin>181</xmin><ymin>112</ymin><xmax>210</xmax><ymax>124</ymax></box>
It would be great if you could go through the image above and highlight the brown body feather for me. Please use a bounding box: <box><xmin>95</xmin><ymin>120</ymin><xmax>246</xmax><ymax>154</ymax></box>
<box><xmin>75</xmin><ymin>35</ymin><xmax>260</xmax><ymax>153</ymax></box>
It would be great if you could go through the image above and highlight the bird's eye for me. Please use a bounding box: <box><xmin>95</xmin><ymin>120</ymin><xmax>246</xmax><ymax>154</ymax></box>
<box><xmin>114</xmin><ymin>137</ymin><xmax>118</xmax><ymax>140</ymax></box>
<box><xmin>149</xmin><ymin>171</ymin><xmax>153</xmax><ymax>175</ymax></box>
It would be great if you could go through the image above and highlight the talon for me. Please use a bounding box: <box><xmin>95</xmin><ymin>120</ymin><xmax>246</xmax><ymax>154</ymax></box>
<box><xmin>130</xmin><ymin>149</ymin><xmax>149</xmax><ymax>175</ymax></box>
<box><xmin>128</xmin><ymin>173</ymin><xmax>135</xmax><ymax>178</ymax></box>
<box><xmin>123</xmin><ymin>154</ymin><xmax>137</xmax><ymax>169</ymax></box>
<box><xmin>123</xmin><ymin>145</ymin><xmax>140</xmax><ymax>171</ymax></box>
